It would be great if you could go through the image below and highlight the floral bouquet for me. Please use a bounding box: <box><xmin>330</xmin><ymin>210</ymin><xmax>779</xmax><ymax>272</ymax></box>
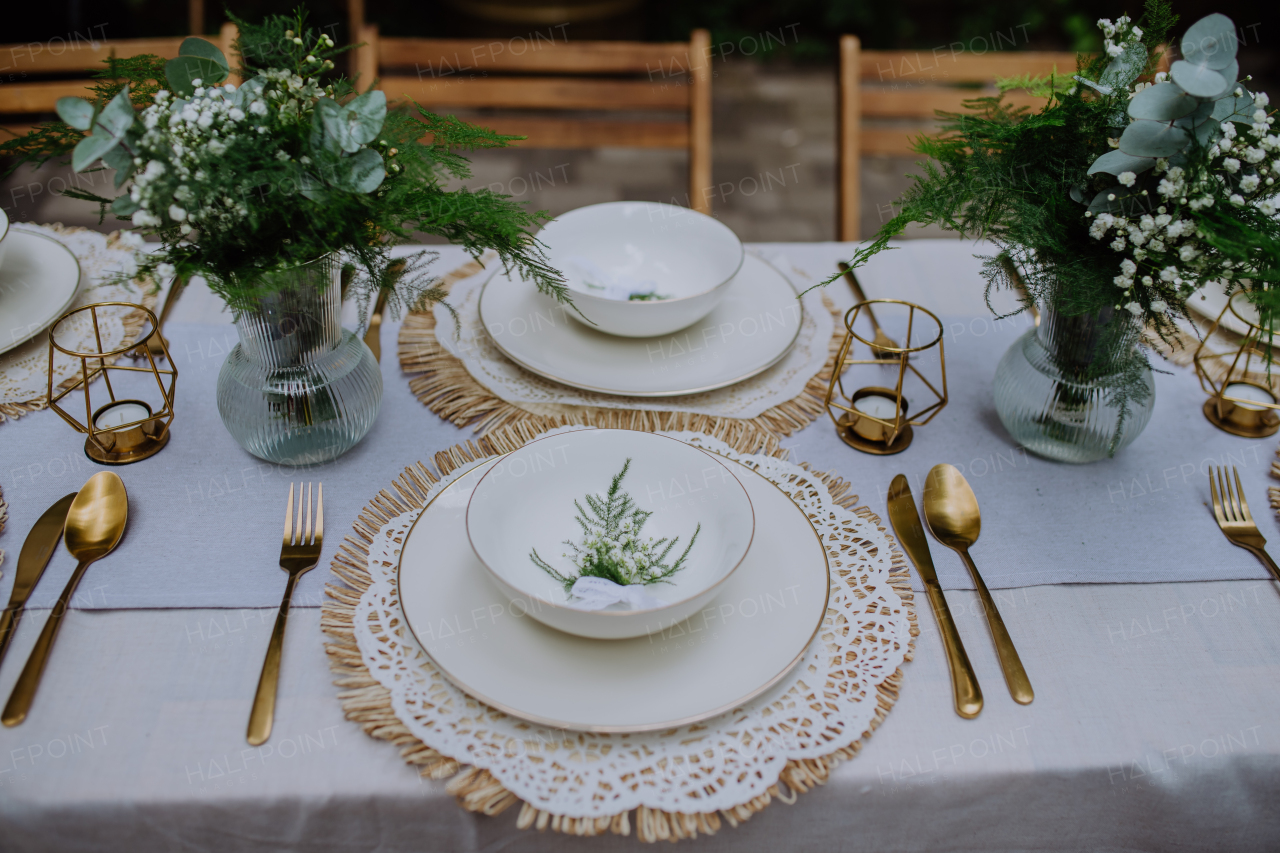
<box><xmin>1</xmin><ymin>11</ymin><xmax>567</xmax><ymax>316</ymax></box>
<box><xmin>834</xmin><ymin>0</ymin><xmax>1278</xmax><ymax>341</ymax></box>
<box><xmin>827</xmin><ymin>0</ymin><xmax>1279</xmax><ymax>458</ymax></box>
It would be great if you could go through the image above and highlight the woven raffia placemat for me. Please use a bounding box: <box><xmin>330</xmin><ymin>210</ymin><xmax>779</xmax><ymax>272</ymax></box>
<box><xmin>397</xmin><ymin>258</ymin><xmax>843</xmax><ymax>446</ymax></box>
<box><xmin>321</xmin><ymin>422</ymin><xmax>917</xmax><ymax>842</ymax></box>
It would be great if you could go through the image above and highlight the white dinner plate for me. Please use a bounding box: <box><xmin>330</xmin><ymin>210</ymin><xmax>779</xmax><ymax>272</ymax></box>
<box><xmin>478</xmin><ymin>253</ymin><xmax>803</xmax><ymax>396</ymax></box>
<box><xmin>0</xmin><ymin>229</ymin><xmax>82</xmax><ymax>355</ymax></box>
<box><xmin>399</xmin><ymin>453</ymin><xmax>830</xmax><ymax>732</ymax></box>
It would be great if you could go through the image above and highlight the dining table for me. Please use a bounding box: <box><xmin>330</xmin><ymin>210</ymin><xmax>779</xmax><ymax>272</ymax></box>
<box><xmin>1</xmin><ymin>237</ymin><xmax>1278</xmax><ymax>852</ymax></box>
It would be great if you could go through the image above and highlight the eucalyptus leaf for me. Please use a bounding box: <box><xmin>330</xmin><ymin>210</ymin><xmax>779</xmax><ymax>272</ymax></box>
<box><xmin>341</xmin><ymin>91</ymin><xmax>386</xmax><ymax>147</ymax></box>
<box><xmin>95</xmin><ymin>87</ymin><xmax>135</xmax><ymax>139</ymax></box>
<box><xmin>1185</xmin><ymin>99</ymin><xmax>1215</xmax><ymax>123</ymax></box>
<box><xmin>177</xmin><ymin>37</ymin><xmax>229</xmax><ymax>73</ymax></box>
<box><xmin>1169</xmin><ymin>61</ymin><xmax>1228</xmax><ymax>98</ymax></box>
<box><xmin>166</xmin><ymin>55</ymin><xmax>228</xmax><ymax>97</ymax></box>
<box><xmin>72</xmin><ymin>132</ymin><xmax>122</xmax><ymax>172</ymax></box>
<box><xmin>1192</xmin><ymin>117</ymin><xmax>1221</xmax><ymax>146</ymax></box>
<box><xmin>1212</xmin><ymin>91</ymin><xmax>1255</xmax><ymax>122</ymax></box>
<box><xmin>1099</xmin><ymin>41</ymin><xmax>1148</xmax><ymax>91</ymax></box>
<box><xmin>1118</xmin><ymin>119</ymin><xmax>1191</xmax><ymax>158</ymax></box>
<box><xmin>334</xmin><ymin>148</ymin><xmax>385</xmax><ymax>194</ymax></box>
<box><xmin>318</xmin><ymin>93</ymin><xmax>387</xmax><ymax>154</ymax></box>
<box><xmin>1087</xmin><ymin>148</ymin><xmax>1157</xmax><ymax>177</ymax></box>
<box><xmin>1128</xmin><ymin>82</ymin><xmax>1200</xmax><ymax>121</ymax></box>
<box><xmin>1070</xmin><ymin>184</ymin><xmax>1086</xmax><ymax>204</ymax></box>
<box><xmin>1210</xmin><ymin>61</ymin><xmax>1240</xmax><ymax>99</ymax></box>
<box><xmin>69</xmin><ymin>88</ymin><xmax>134</xmax><ymax>172</ymax></box>
<box><xmin>231</xmin><ymin>77</ymin><xmax>266</xmax><ymax>107</ymax></box>
<box><xmin>55</xmin><ymin>97</ymin><xmax>94</xmax><ymax>131</ymax></box>
<box><xmin>311</xmin><ymin>101</ymin><xmax>343</xmax><ymax>155</ymax></box>
<box><xmin>102</xmin><ymin>144</ymin><xmax>134</xmax><ymax>188</ymax></box>
<box><xmin>1088</xmin><ymin>186</ymin><xmax>1149</xmax><ymax>216</ymax></box>
<box><xmin>1180</xmin><ymin>13</ymin><xmax>1238</xmax><ymax>71</ymax></box>
<box><xmin>1073</xmin><ymin>75</ymin><xmax>1114</xmax><ymax>96</ymax></box>
<box><xmin>299</xmin><ymin>171</ymin><xmax>331</xmax><ymax>202</ymax></box>
<box><xmin>111</xmin><ymin>195</ymin><xmax>140</xmax><ymax>216</ymax></box>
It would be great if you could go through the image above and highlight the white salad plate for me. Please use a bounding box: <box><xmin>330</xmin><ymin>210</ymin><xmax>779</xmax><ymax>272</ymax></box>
<box><xmin>0</xmin><ymin>229</ymin><xmax>82</xmax><ymax>356</ymax></box>
<box><xmin>466</xmin><ymin>430</ymin><xmax>755</xmax><ymax>640</ymax></box>
<box><xmin>478</xmin><ymin>252</ymin><xmax>803</xmax><ymax>397</ymax></box>
<box><xmin>399</xmin><ymin>452</ymin><xmax>830</xmax><ymax>732</ymax></box>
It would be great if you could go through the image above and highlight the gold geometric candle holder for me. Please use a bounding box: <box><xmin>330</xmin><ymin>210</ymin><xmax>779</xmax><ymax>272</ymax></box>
<box><xmin>47</xmin><ymin>302</ymin><xmax>177</xmax><ymax>464</ymax></box>
<box><xmin>1193</xmin><ymin>291</ymin><xmax>1280</xmax><ymax>439</ymax></box>
<box><xmin>824</xmin><ymin>299</ymin><xmax>947</xmax><ymax>455</ymax></box>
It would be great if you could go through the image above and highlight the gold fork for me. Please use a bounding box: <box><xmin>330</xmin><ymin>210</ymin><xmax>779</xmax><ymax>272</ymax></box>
<box><xmin>1209</xmin><ymin>466</ymin><xmax>1280</xmax><ymax>582</ymax></box>
<box><xmin>248</xmin><ymin>482</ymin><xmax>323</xmax><ymax>745</ymax></box>
<box><xmin>838</xmin><ymin>262</ymin><xmax>899</xmax><ymax>358</ymax></box>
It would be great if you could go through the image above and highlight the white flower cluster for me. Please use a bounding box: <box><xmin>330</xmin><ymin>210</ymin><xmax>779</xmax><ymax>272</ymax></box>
<box><xmin>127</xmin><ymin>65</ymin><xmax>328</xmax><ymax>236</ymax></box>
<box><xmin>1088</xmin><ymin>88</ymin><xmax>1279</xmax><ymax>313</ymax></box>
<box><xmin>1098</xmin><ymin>15</ymin><xmax>1143</xmax><ymax>58</ymax></box>
<box><xmin>565</xmin><ymin>517</ymin><xmax>661</xmax><ymax>584</ymax></box>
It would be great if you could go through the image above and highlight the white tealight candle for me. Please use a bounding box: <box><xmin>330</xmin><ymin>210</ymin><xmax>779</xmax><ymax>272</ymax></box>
<box><xmin>852</xmin><ymin>393</ymin><xmax>900</xmax><ymax>420</ymax></box>
<box><xmin>94</xmin><ymin>401</ymin><xmax>151</xmax><ymax>430</ymax></box>
<box><xmin>1223</xmin><ymin>383</ymin><xmax>1276</xmax><ymax>412</ymax></box>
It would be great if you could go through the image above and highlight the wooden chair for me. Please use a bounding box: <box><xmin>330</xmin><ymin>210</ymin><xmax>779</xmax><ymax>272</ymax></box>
<box><xmin>0</xmin><ymin>24</ymin><xmax>238</xmax><ymax>141</ymax></box>
<box><xmin>353</xmin><ymin>26</ymin><xmax>714</xmax><ymax>212</ymax></box>
<box><xmin>837</xmin><ymin>35</ymin><xmax>1081</xmax><ymax>241</ymax></box>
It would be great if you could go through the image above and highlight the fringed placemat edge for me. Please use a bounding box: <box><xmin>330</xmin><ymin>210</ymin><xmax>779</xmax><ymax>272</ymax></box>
<box><xmin>320</xmin><ymin>423</ymin><xmax>917</xmax><ymax>843</ymax></box>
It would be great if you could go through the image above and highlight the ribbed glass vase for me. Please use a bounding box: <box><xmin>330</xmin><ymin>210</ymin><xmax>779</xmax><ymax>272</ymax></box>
<box><xmin>992</xmin><ymin>305</ymin><xmax>1155</xmax><ymax>463</ymax></box>
<box><xmin>216</xmin><ymin>255</ymin><xmax>382</xmax><ymax>465</ymax></box>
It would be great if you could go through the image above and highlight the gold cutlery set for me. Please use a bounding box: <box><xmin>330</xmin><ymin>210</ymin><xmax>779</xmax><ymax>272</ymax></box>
<box><xmin>0</xmin><ymin>458</ymin><xmax>1271</xmax><ymax>730</ymax></box>
<box><xmin>890</xmin><ymin>461</ymin><xmax>1280</xmax><ymax>719</ymax></box>
<box><xmin>1</xmin><ymin>474</ymin><xmax>126</xmax><ymax>726</ymax></box>
<box><xmin>0</xmin><ymin>474</ymin><xmax>323</xmax><ymax>745</ymax></box>
<box><xmin>888</xmin><ymin>464</ymin><xmax>1033</xmax><ymax>719</ymax></box>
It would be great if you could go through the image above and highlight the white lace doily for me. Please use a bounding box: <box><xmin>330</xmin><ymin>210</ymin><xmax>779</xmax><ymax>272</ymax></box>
<box><xmin>1</xmin><ymin>224</ymin><xmax>154</xmax><ymax>409</ymax></box>
<box><xmin>434</xmin><ymin>253</ymin><xmax>834</xmax><ymax>420</ymax></box>
<box><xmin>353</xmin><ymin>429</ymin><xmax>910</xmax><ymax>819</ymax></box>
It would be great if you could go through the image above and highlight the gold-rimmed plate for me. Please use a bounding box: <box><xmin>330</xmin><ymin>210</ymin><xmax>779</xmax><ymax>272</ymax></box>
<box><xmin>397</xmin><ymin>452</ymin><xmax>830</xmax><ymax>733</ymax></box>
<box><xmin>477</xmin><ymin>253</ymin><xmax>803</xmax><ymax>397</ymax></box>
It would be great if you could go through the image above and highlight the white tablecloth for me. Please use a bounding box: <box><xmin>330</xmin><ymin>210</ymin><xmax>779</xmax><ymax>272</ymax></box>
<box><xmin>1</xmin><ymin>242</ymin><xmax>1279</xmax><ymax>851</ymax></box>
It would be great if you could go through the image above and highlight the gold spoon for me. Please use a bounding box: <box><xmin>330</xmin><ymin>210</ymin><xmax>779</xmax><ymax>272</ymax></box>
<box><xmin>2</xmin><ymin>472</ymin><xmax>128</xmax><ymax>726</ymax></box>
<box><xmin>922</xmin><ymin>464</ymin><xmax>1034</xmax><ymax>705</ymax></box>
<box><xmin>838</xmin><ymin>262</ymin><xmax>899</xmax><ymax>358</ymax></box>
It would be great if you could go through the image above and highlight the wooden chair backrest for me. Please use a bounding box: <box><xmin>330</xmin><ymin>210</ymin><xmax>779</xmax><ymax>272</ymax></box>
<box><xmin>838</xmin><ymin>35</ymin><xmax>1082</xmax><ymax>241</ymax></box>
<box><xmin>355</xmin><ymin>26</ymin><xmax>714</xmax><ymax>212</ymax></box>
<box><xmin>0</xmin><ymin>24</ymin><xmax>238</xmax><ymax>141</ymax></box>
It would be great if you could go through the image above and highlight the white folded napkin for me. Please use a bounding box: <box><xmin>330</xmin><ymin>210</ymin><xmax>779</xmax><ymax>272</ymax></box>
<box><xmin>568</xmin><ymin>577</ymin><xmax>668</xmax><ymax>611</ymax></box>
<box><xmin>565</xmin><ymin>256</ymin><xmax>660</xmax><ymax>301</ymax></box>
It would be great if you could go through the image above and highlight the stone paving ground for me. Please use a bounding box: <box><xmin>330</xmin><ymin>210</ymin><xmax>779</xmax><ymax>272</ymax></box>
<box><xmin>0</xmin><ymin>59</ymin><xmax>943</xmax><ymax>244</ymax></box>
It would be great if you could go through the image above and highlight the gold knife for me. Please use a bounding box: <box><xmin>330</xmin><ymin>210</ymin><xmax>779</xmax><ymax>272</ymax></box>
<box><xmin>0</xmin><ymin>494</ymin><xmax>76</xmax><ymax>669</ymax></box>
<box><xmin>886</xmin><ymin>474</ymin><xmax>983</xmax><ymax>719</ymax></box>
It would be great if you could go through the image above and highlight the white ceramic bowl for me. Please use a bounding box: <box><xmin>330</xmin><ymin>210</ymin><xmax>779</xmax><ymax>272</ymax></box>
<box><xmin>466</xmin><ymin>429</ymin><xmax>755</xmax><ymax>639</ymax></box>
<box><xmin>538</xmin><ymin>201</ymin><xmax>744</xmax><ymax>338</ymax></box>
<box><xmin>0</xmin><ymin>206</ymin><xmax>10</xmax><ymax>270</ymax></box>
